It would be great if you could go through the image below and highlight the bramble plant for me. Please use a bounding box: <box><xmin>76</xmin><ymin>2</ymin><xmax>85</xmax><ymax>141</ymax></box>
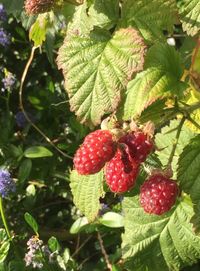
<box><xmin>0</xmin><ymin>0</ymin><xmax>200</xmax><ymax>270</ymax></box>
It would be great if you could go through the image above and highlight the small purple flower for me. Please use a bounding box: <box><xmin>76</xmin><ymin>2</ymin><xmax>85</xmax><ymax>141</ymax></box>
<box><xmin>0</xmin><ymin>28</ymin><xmax>10</xmax><ymax>47</ymax></box>
<box><xmin>25</xmin><ymin>236</ymin><xmax>56</xmax><ymax>269</ymax></box>
<box><xmin>0</xmin><ymin>169</ymin><xmax>16</xmax><ymax>198</ymax></box>
<box><xmin>2</xmin><ymin>72</ymin><xmax>16</xmax><ymax>91</ymax></box>
<box><xmin>25</xmin><ymin>236</ymin><xmax>44</xmax><ymax>269</ymax></box>
<box><xmin>0</xmin><ymin>4</ymin><xmax>7</xmax><ymax>22</ymax></box>
<box><xmin>15</xmin><ymin>112</ymin><xmax>27</xmax><ymax>128</ymax></box>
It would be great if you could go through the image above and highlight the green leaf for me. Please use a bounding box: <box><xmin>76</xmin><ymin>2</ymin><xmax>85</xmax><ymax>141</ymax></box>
<box><xmin>139</xmin><ymin>99</ymin><xmax>175</xmax><ymax>125</ymax></box>
<box><xmin>0</xmin><ymin>241</ymin><xmax>10</xmax><ymax>263</ymax></box>
<box><xmin>70</xmin><ymin>170</ymin><xmax>105</xmax><ymax>221</ymax></box>
<box><xmin>70</xmin><ymin>217</ymin><xmax>89</xmax><ymax>234</ymax></box>
<box><xmin>8</xmin><ymin>260</ymin><xmax>25</xmax><ymax>271</ymax></box>
<box><xmin>57</xmin><ymin>28</ymin><xmax>146</xmax><ymax>126</ymax></box>
<box><xmin>122</xmin><ymin>44</ymin><xmax>186</xmax><ymax>120</ymax></box>
<box><xmin>179</xmin><ymin>0</ymin><xmax>200</xmax><ymax>36</ymax></box>
<box><xmin>24</xmin><ymin>212</ymin><xmax>39</xmax><ymax>234</ymax></box>
<box><xmin>18</xmin><ymin>159</ymin><xmax>32</xmax><ymax>183</ymax></box>
<box><xmin>145</xmin><ymin>43</ymin><xmax>183</xmax><ymax>78</ymax></box>
<box><xmin>1</xmin><ymin>0</ymin><xmax>24</xmax><ymax>15</ymax></box>
<box><xmin>155</xmin><ymin>120</ymin><xmax>195</xmax><ymax>177</ymax></box>
<box><xmin>24</xmin><ymin>146</ymin><xmax>53</xmax><ymax>158</ymax></box>
<box><xmin>0</xmin><ymin>229</ymin><xmax>9</xmax><ymax>264</ymax></box>
<box><xmin>120</xmin><ymin>0</ymin><xmax>177</xmax><ymax>42</ymax></box>
<box><xmin>67</xmin><ymin>2</ymin><xmax>94</xmax><ymax>35</ymax></box>
<box><xmin>178</xmin><ymin>135</ymin><xmax>200</xmax><ymax>203</ymax></box>
<box><xmin>48</xmin><ymin>236</ymin><xmax>61</xmax><ymax>252</ymax></box>
<box><xmin>0</xmin><ymin>229</ymin><xmax>7</xmax><ymax>243</ymax></box>
<box><xmin>100</xmin><ymin>212</ymin><xmax>124</xmax><ymax>228</ymax></box>
<box><xmin>122</xmin><ymin>195</ymin><xmax>200</xmax><ymax>271</ymax></box>
<box><xmin>88</xmin><ymin>0</ymin><xmax>119</xmax><ymax>30</ymax></box>
<box><xmin>29</xmin><ymin>14</ymin><xmax>48</xmax><ymax>46</ymax></box>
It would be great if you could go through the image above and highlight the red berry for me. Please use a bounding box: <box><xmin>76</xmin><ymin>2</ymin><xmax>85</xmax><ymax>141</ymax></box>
<box><xmin>119</xmin><ymin>132</ymin><xmax>153</xmax><ymax>163</ymax></box>
<box><xmin>74</xmin><ymin>130</ymin><xmax>116</xmax><ymax>175</ymax></box>
<box><xmin>24</xmin><ymin>0</ymin><xmax>55</xmax><ymax>15</ymax></box>
<box><xmin>140</xmin><ymin>174</ymin><xmax>179</xmax><ymax>215</ymax></box>
<box><xmin>105</xmin><ymin>148</ymin><xmax>139</xmax><ymax>193</ymax></box>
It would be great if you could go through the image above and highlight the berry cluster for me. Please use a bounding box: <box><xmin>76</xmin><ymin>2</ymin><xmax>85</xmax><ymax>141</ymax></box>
<box><xmin>73</xmin><ymin>125</ymin><xmax>180</xmax><ymax>216</ymax></box>
<box><xmin>74</xmin><ymin>127</ymin><xmax>153</xmax><ymax>193</ymax></box>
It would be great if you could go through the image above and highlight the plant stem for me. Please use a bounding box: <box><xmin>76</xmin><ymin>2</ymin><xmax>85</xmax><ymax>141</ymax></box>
<box><xmin>167</xmin><ymin>116</ymin><xmax>186</xmax><ymax>167</ymax></box>
<box><xmin>0</xmin><ymin>197</ymin><xmax>20</xmax><ymax>259</ymax></box>
<box><xmin>186</xmin><ymin>115</ymin><xmax>200</xmax><ymax>130</ymax></box>
<box><xmin>0</xmin><ymin>197</ymin><xmax>11</xmax><ymax>240</ymax></box>
<box><xmin>71</xmin><ymin>235</ymin><xmax>92</xmax><ymax>258</ymax></box>
<box><xmin>97</xmin><ymin>232</ymin><xmax>112</xmax><ymax>271</ymax></box>
<box><xmin>19</xmin><ymin>46</ymin><xmax>72</xmax><ymax>159</ymax></box>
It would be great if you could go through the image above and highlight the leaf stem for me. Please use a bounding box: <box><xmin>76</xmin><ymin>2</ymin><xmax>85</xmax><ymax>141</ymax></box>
<box><xmin>186</xmin><ymin>115</ymin><xmax>200</xmax><ymax>130</ymax></box>
<box><xmin>167</xmin><ymin>116</ymin><xmax>186</xmax><ymax>167</ymax></box>
<box><xmin>19</xmin><ymin>46</ymin><xmax>73</xmax><ymax>159</ymax></box>
<box><xmin>97</xmin><ymin>232</ymin><xmax>112</xmax><ymax>271</ymax></box>
<box><xmin>71</xmin><ymin>235</ymin><xmax>92</xmax><ymax>258</ymax></box>
<box><xmin>0</xmin><ymin>197</ymin><xmax>20</xmax><ymax>258</ymax></box>
<box><xmin>0</xmin><ymin>197</ymin><xmax>11</xmax><ymax>240</ymax></box>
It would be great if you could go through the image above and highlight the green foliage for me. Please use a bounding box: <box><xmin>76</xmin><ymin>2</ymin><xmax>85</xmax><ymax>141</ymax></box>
<box><xmin>99</xmin><ymin>212</ymin><xmax>124</xmax><ymax>228</ymax></box>
<box><xmin>70</xmin><ymin>170</ymin><xmax>105</xmax><ymax>221</ymax></box>
<box><xmin>179</xmin><ymin>0</ymin><xmax>200</xmax><ymax>36</ymax></box>
<box><xmin>48</xmin><ymin>236</ymin><xmax>61</xmax><ymax>252</ymax></box>
<box><xmin>0</xmin><ymin>230</ymin><xmax>10</xmax><ymax>264</ymax></box>
<box><xmin>120</xmin><ymin>0</ymin><xmax>178</xmax><ymax>42</ymax></box>
<box><xmin>122</xmin><ymin>195</ymin><xmax>200</xmax><ymax>271</ymax></box>
<box><xmin>70</xmin><ymin>217</ymin><xmax>89</xmax><ymax>234</ymax></box>
<box><xmin>155</xmin><ymin>120</ymin><xmax>195</xmax><ymax>176</ymax></box>
<box><xmin>24</xmin><ymin>212</ymin><xmax>39</xmax><ymax>235</ymax></box>
<box><xmin>57</xmin><ymin>27</ymin><xmax>146</xmax><ymax>126</ymax></box>
<box><xmin>122</xmin><ymin>43</ymin><xmax>186</xmax><ymax>120</ymax></box>
<box><xmin>1</xmin><ymin>0</ymin><xmax>200</xmax><ymax>270</ymax></box>
<box><xmin>29</xmin><ymin>14</ymin><xmax>48</xmax><ymax>46</ymax></box>
<box><xmin>178</xmin><ymin>135</ymin><xmax>200</xmax><ymax>203</ymax></box>
<box><xmin>18</xmin><ymin>159</ymin><xmax>32</xmax><ymax>183</ymax></box>
<box><xmin>24</xmin><ymin>146</ymin><xmax>53</xmax><ymax>158</ymax></box>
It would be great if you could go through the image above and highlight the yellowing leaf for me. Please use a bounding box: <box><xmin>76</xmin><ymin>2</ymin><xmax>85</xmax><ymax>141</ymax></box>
<box><xmin>29</xmin><ymin>14</ymin><xmax>48</xmax><ymax>46</ymax></box>
<box><xmin>185</xmin><ymin>88</ymin><xmax>200</xmax><ymax>133</ymax></box>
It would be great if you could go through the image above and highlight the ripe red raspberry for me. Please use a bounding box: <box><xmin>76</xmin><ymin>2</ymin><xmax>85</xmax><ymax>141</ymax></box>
<box><xmin>105</xmin><ymin>148</ymin><xmax>139</xmax><ymax>193</ymax></box>
<box><xmin>119</xmin><ymin>131</ymin><xmax>153</xmax><ymax>163</ymax></box>
<box><xmin>74</xmin><ymin>130</ymin><xmax>116</xmax><ymax>175</ymax></box>
<box><xmin>24</xmin><ymin>0</ymin><xmax>55</xmax><ymax>15</ymax></box>
<box><xmin>140</xmin><ymin>174</ymin><xmax>179</xmax><ymax>215</ymax></box>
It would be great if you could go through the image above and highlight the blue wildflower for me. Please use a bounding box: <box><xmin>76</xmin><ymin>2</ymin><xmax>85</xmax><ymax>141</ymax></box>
<box><xmin>0</xmin><ymin>28</ymin><xmax>10</xmax><ymax>47</ymax></box>
<box><xmin>0</xmin><ymin>4</ymin><xmax>7</xmax><ymax>22</ymax></box>
<box><xmin>0</xmin><ymin>169</ymin><xmax>16</xmax><ymax>198</ymax></box>
<box><xmin>2</xmin><ymin>71</ymin><xmax>16</xmax><ymax>91</ymax></box>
